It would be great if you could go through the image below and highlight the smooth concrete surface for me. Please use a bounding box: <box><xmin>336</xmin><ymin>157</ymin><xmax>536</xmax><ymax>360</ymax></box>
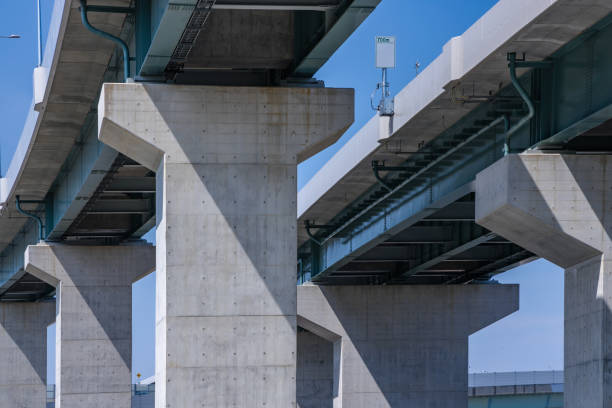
<box><xmin>475</xmin><ymin>154</ymin><xmax>612</xmax><ymax>408</ymax></box>
<box><xmin>297</xmin><ymin>284</ymin><xmax>519</xmax><ymax>407</ymax></box>
<box><xmin>97</xmin><ymin>83</ymin><xmax>353</xmax><ymax>408</ymax></box>
<box><xmin>185</xmin><ymin>9</ymin><xmax>293</xmax><ymax>70</ymax></box>
<box><xmin>24</xmin><ymin>243</ymin><xmax>155</xmax><ymax>408</ymax></box>
<box><xmin>297</xmin><ymin>330</ymin><xmax>334</xmax><ymax>408</ymax></box>
<box><xmin>0</xmin><ymin>302</ymin><xmax>54</xmax><ymax>408</ymax></box>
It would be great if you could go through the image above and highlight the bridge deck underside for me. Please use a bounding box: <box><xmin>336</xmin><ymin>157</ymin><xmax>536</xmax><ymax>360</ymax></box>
<box><xmin>311</xmin><ymin>194</ymin><xmax>535</xmax><ymax>285</ymax></box>
<box><xmin>0</xmin><ymin>272</ymin><xmax>54</xmax><ymax>302</ymax></box>
<box><xmin>60</xmin><ymin>156</ymin><xmax>155</xmax><ymax>243</ymax></box>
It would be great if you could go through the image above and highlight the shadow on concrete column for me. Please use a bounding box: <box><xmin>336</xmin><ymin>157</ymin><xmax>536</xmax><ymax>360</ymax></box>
<box><xmin>24</xmin><ymin>243</ymin><xmax>154</xmax><ymax>408</ymax></box>
<box><xmin>0</xmin><ymin>301</ymin><xmax>54</xmax><ymax>408</ymax></box>
<box><xmin>96</xmin><ymin>83</ymin><xmax>354</xmax><ymax>407</ymax></box>
<box><xmin>476</xmin><ymin>153</ymin><xmax>612</xmax><ymax>408</ymax></box>
<box><xmin>296</xmin><ymin>284</ymin><xmax>518</xmax><ymax>407</ymax></box>
<box><xmin>297</xmin><ymin>329</ymin><xmax>335</xmax><ymax>408</ymax></box>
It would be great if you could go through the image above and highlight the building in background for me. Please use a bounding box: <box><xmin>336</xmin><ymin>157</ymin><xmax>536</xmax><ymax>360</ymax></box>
<box><xmin>45</xmin><ymin>371</ymin><xmax>564</xmax><ymax>408</ymax></box>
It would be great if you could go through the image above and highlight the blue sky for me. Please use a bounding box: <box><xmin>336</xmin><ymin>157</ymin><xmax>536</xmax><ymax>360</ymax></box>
<box><xmin>1</xmin><ymin>0</ymin><xmax>564</xmax><ymax>384</ymax></box>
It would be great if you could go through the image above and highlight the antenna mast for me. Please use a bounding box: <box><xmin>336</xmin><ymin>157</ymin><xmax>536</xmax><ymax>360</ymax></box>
<box><xmin>371</xmin><ymin>36</ymin><xmax>396</xmax><ymax>116</ymax></box>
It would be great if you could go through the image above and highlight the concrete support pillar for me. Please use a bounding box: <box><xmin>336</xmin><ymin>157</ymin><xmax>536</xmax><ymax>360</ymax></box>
<box><xmin>0</xmin><ymin>302</ymin><xmax>54</xmax><ymax>408</ymax></box>
<box><xmin>475</xmin><ymin>154</ymin><xmax>612</xmax><ymax>408</ymax></box>
<box><xmin>297</xmin><ymin>329</ymin><xmax>334</xmax><ymax>408</ymax></box>
<box><xmin>24</xmin><ymin>243</ymin><xmax>155</xmax><ymax>408</ymax></box>
<box><xmin>297</xmin><ymin>284</ymin><xmax>518</xmax><ymax>407</ymax></box>
<box><xmin>97</xmin><ymin>83</ymin><xmax>353</xmax><ymax>407</ymax></box>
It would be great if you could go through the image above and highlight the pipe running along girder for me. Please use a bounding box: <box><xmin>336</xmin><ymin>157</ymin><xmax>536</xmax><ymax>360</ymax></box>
<box><xmin>309</xmin><ymin>115</ymin><xmax>508</xmax><ymax>247</ymax></box>
<box><xmin>15</xmin><ymin>196</ymin><xmax>45</xmax><ymax>241</ymax></box>
<box><xmin>79</xmin><ymin>0</ymin><xmax>132</xmax><ymax>81</ymax></box>
<box><xmin>307</xmin><ymin>55</ymin><xmax>551</xmax><ymax>246</ymax></box>
<box><xmin>505</xmin><ymin>52</ymin><xmax>552</xmax><ymax>154</ymax></box>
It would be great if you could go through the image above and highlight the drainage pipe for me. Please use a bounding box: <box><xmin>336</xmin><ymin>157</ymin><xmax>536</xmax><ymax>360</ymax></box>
<box><xmin>15</xmin><ymin>196</ymin><xmax>44</xmax><ymax>241</ymax></box>
<box><xmin>505</xmin><ymin>52</ymin><xmax>535</xmax><ymax>154</ymax></box>
<box><xmin>79</xmin><ymin>0</ymin><xmax>131</xmax><ymax>81</ymax></box>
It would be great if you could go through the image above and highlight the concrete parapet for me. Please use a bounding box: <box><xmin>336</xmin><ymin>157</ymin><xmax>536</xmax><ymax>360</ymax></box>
<box><xmin>0</xmin><ymin>301</ymin><xmax>54</xmax><ymax>408</ymax></box>
<box><xmin>97</xmin><ymin>83</ymin><xmax>354</xmax><ymax>407</ymax></box>
<box><xmin>476</xmin><ymin>154</ymin><xmax>612</xmax><ymax>408</ymax></box>
<box><xmin>297</xmin><ymin>284</ymin><xmax>518</xmax><ymax>407</ymax></box>
<box><xmin>25</xmin><ymin>243</ymin><xmax>155</xmax><ymax>408</ymax></box>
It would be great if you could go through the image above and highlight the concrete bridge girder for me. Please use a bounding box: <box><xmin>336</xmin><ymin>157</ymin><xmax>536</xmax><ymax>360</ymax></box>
<box><xmin>296</xmin><ymin>284</ymin><xmax>519</xmax><ymax>407</ymax></box>
<box><xmin>476</xmin><ymin>153</ymin><xmax>612</xmax><ymax>408</ymax></box>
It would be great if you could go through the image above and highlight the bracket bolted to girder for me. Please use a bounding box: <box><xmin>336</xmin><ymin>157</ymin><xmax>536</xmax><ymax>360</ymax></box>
<box><xmin>304</xmin><ymin>220</ymin><xmax>335</xmax><ymax>246</ymax></box>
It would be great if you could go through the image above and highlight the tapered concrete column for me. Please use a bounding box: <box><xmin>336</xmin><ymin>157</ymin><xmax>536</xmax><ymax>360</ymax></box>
<box><xmin>24</xmin><ymin>243</ymin><xmax>155</xmax><ymax>408</ymax></box>
<box><xmin>97</xmin><ymin>83</ymin><xmax>353</xmax><ymax>407</ymax></box>
<box><xmin>297</xmin><ymin>284</ymin><xmax>518</xmax><ymax>407</ymax></box>
<box><xmin>0</xmin><ymin>302</ymin><xmax>54</xmax><ymax>408</ymax></box>
<box><xmin>475</xmin><ymin>154</ymin><xmax>612</xmax><ymax>408</ymax></box>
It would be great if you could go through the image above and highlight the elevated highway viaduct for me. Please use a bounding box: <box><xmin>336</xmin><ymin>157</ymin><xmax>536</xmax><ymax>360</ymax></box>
<box><xmin>0</xmin><ymin>0</ymin><xmax>610</xmax><ymax>407</ymax></box>
<box><xmin>297</xmin><ymin>0</ymin><xmax>612</xmax><ymax>406</ymax></box>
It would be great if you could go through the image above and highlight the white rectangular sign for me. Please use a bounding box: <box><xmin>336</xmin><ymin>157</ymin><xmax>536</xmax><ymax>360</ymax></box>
<box><xmin>375</xmin><ymin>36</ymin><xmax>396</xmax><ymax>68</ymax></box>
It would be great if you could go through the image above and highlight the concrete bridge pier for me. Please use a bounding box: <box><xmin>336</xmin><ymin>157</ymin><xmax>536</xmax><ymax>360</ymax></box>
<box><xmin>97</xmin><ymin>83</ymin><xmax>354</xmax><ymax>407</ymax></box>
<box><xmin>296</xmin><ymin>285</ymin><xmax>519</xmax><ymax>407</ymax></box>
<box><xmin>0</xmin><ymin>302</ymin><xmax>54</xmax><ymax>408</ymax></box>
<box><xmin>476</xmin><ymin>153</ymin><xmax>612</xmax><ymax>408</ymax></box>
<box><xmin>24</xmin><ymin>243</ymin><xmax>155</xmax><ymax>408</ymax></box>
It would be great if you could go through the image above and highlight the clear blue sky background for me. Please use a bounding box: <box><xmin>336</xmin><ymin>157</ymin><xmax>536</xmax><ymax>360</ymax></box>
<box><xmin>0</xmin><ymin>0</ymin><xmax>564</xmax><ymax>384</ymax></box>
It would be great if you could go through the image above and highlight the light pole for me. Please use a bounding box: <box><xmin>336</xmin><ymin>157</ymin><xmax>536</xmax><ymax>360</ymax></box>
<box><xmin>37</xmin><ymin>0</ymin><xmax>42</xmax><ymax>66</ymax></box>
<box><xmin>0</xmin><ymin>35</ymin><xmax>20</xmax><ymax>39</ymax></box>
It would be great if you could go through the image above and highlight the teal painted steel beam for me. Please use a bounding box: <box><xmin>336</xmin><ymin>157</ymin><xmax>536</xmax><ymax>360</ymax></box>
<box><xmin>45</xmin><ymin>119</ymin><xmax>119</xmax><ymax>240</ymax></box>
<box><xmin>138</xmin><ymin>0</ymin><xmax>198</xmax><ymax>77</ymax></box>
<box><xmin>320</xmin><ymin>115</ymin><xmax>506</xmax><ymax>247</ymax></box>
<box><xmin>309</xmin><ymin>183</ymin><xmax>476</xmax><ymax>282</ymax></box>
<box><xmin>535</xmin><ymin>103</ymin><xmax>612</xmax><ymax>149</ymax></box>
<box><xmin>305</xmin><ymin>93</ymin><xmax>532</xmax><ymax>281</ymax></box>
<box><xmin>135</xmin><ymin>0</ymin><xmax>152</xmax><ymax>74</ymax></box>
<box><xmin>533</xmin><ymin>12</ymin><xmax>612</xmax><ymax>147</ymax></box>
<box><xmin>292</xmin><ymin>0</ymin><xmax>381</xmax><ymax>76</ymax></box>
<box><xmin>0</xmin><ymin>221</ymin><xmax>38</xmax><ymax>289</ymax></box>
<box><xmin>45</xmin><ymin>193</ymin><xmax>54</xmax><ymax>237</ymax></box>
